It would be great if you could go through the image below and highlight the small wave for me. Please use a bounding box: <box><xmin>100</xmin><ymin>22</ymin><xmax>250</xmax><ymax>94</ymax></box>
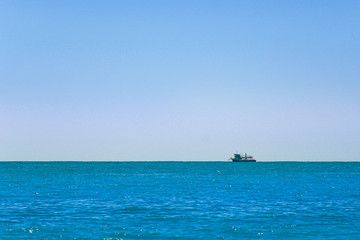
<box><xmin>121</xmin><ymin>205</ymin><xmax>147</xmax><ymax>212</ymax></box>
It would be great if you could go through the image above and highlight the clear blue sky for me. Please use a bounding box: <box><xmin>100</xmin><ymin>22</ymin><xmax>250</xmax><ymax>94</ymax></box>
<box><xmin>1</xmin><ymin>1</ymin><xmax>359</xmax><ymax>161</ymax></box>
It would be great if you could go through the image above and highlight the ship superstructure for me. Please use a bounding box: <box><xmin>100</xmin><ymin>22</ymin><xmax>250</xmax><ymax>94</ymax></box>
<box><xmin>229</xmin><ymin>153</ymin><xmax>256</xmax><ymax>162</ymax></box>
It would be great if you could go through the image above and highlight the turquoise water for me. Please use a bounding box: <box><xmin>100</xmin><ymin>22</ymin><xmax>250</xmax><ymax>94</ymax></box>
<box><xmin>1</xmin><ymin>162</ymin><xmax>359</xmax><ymax>239</ymax></box>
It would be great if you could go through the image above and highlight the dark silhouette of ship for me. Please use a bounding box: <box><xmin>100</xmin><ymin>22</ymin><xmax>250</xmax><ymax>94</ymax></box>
<box><xmin>229</xmin><ymin>153</ymin><xmax>256</xmax><ymax>162</ymax></box>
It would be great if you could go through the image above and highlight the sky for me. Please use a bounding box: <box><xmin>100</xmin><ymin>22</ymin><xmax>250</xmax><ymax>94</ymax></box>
<box><xmin>1</xmin><ymin>1</ymin><xmax>359</xmax><ymax>161</ymax></box>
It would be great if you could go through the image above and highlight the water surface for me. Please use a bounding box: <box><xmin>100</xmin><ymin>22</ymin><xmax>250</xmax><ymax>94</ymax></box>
<box><xmin>1</xmin><ymin>162</ymin><xmax>359</xmax><ymax>239</ymax></box>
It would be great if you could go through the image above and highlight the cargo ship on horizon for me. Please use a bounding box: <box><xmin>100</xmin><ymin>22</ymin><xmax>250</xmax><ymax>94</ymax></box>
<box><xmin>229</xmin><ymin>153</ymin><xmax>256</xmax><ymax>162</ymax></box>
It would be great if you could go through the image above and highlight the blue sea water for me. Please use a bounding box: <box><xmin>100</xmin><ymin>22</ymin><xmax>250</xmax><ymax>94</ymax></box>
<box><xmin>1</xmin><ymin>162</ymin><xmax>359</xmax><ymax>239</ymax></box>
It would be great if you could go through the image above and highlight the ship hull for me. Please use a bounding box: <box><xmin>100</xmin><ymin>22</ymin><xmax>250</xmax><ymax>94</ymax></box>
<box><xmin>232</xmin><ymin>159</ymin><xmax>256</xmax><ymax>162</ymax></box>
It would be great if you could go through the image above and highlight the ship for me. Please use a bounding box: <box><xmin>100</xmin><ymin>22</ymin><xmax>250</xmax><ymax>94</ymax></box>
<box><xmin>229</xmin><ymin>153</ymin><xmax>256</xmax><ymax>162</ymax></box>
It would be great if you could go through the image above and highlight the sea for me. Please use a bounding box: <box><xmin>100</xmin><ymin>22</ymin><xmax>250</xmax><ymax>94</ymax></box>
<box><xmin>1</xmin><ymin>161</ymin><xmax>359</xmax><ymax>239</ymax></box>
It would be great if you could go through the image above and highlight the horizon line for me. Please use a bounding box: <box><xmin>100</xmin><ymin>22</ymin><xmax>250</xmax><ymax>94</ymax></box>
<box><xmin>1</xmin><ymin>160</ymin><xmax>360</xmax><ymax>162</ymax></box>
